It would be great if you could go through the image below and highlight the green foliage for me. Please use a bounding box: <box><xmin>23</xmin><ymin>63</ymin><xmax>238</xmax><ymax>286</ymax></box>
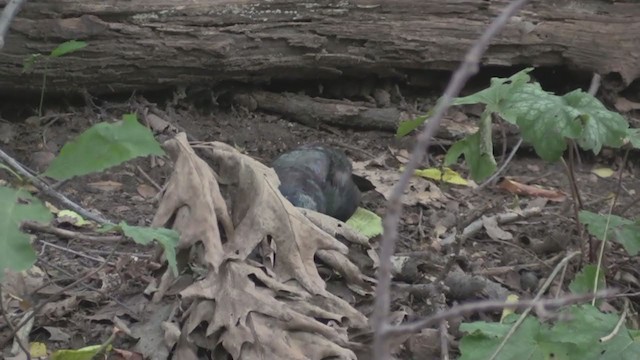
<box><xmin>397</xmin><ymin>68</ymin><xmax>632</xmax><ymax>180</ymax></box>
<box><xmin>44</xmin><ymin>114</ymin><xmax>165</xmax><ymax>180</ymax></box>
<box><xmin>22</xmin><ymin>40</ymin><xmax>88</xmax><ymax>117</ymax></box>
<box><xmin>119</xmin><ymin>223</ymin><xmax>179</xmax><ymax>275</ymax></box>
<box><xmin>51</xmin><ymin>344</ymin><xmax>111</xmax><ymax>360</ymax></box>
<box><xmin>444</xmin><ymin>110</ymin><xmax>496</xmax><ymax>180</ymax></box>
<box><xmin>579</xmin><ymin>211</ymin><xmax>640</xmax><ymax>256</ymax></box>
<box><xmin>460</xmin><ymin>305</ymin><xmax>640</xmax><ymax>359</ymax></box>
<box><xmin>396</xmin><ymin>113</ymin><xmax>430</xmax><ymax>138</ymax></box>
<box><xmin>0</xmin><ymin>186</ymin><xmax>53</xmax><ymax>279</ymax></box>
<box><xmin>50</xmin><ymin>40</ymin><xmax>88</xmax><ymax>58</ymax></box>
<box><xmin>1</xmin><ymin>114</ymin><xmax>178</xmax><ymax>279</ymax></box>
<box><xmin>346</xmin><ymin>207</ymin><xmax>383</xmax><ymax>238</ymax></box>
<box><xmin>569</xmin><ymin>264</ymin><xmax>606</xmax><ymax>295</ymax></box>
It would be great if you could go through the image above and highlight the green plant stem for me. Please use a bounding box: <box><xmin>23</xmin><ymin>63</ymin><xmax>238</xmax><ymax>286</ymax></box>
<box><xmin>38</xmin><ymin>62</ymin><xmax>47</xmax><ymax>117</ymax></box>
<box><xmin>592</xmin><ymin>148</ymin><xmax>630</xmax><ymax>305</ymax></box>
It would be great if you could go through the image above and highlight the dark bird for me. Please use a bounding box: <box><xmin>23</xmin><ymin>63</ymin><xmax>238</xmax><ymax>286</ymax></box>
<box><xmin>272</xmin><ymin>144</ymin><xmax>361</xmax><ymax>221</ymax></box>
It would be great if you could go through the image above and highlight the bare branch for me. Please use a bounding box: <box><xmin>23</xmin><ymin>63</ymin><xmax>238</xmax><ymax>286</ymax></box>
<box><xmin>373</xmin><ymin>3</ymin><xmax>532</xmax><ymax>356</ymax></box>
<box><xmin>387</xmin><ymin>289</ymin><xmax>616</xmax><ymax>337</ymax></box>
<box><xmin>0</xmin><ymin>0</ymin><xmax>27</xmax><ymax>50</ymax></box>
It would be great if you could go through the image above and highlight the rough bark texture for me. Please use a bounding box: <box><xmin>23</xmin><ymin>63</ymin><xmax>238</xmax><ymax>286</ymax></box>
<box><xmin>0</xmin><ymin>0</ymin><xmax>638</xmax><ymax>95</ymax></box>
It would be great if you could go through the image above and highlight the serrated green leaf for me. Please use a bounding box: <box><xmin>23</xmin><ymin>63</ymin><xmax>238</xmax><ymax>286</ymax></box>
<box><xmin>444</xmin><ymin>114</ymin><xmax>496</xmax><ymax>181</ymax></box>
<box><xmin>500</xmin><ymin>83</ymin><xmax>583</xmax><ymax>161</ymax></box>
<box><xmin>568</xmin><ymin>264</ymin><xmax>606</xmax><ymax>295</ymax></box>
<box><xmin>0</xmin><ymin>186</ymin><xmax>53</xmax><ymax>279</ymax></box>
<box><xmin>627</xmin><ymin>128</ymin><xmax>640</xmax><ymax>149</ymax></box>
<box><xmin>43</xmin><ymin>114</ymin><xmax>165</xmax><ymax>180</ymax></box>
<box><xmin>453</xmin><ymin>68</ymin><xmax>533</xmax><ymax>115</ymax></box>
<box><xmin>346</xmin><ymin>207</ymin><xmax>382</xmax><ymax>238</ymax></box>
<box><xmin>562</xmin><ymin>90</ymin><xmax>628</xmax><ymax>154</ymax></box>
<box><xmin>579</xmin><ymin>210</ymin><xmax>640</xmax><ymax>256</ymax></box>
<box><xmin>461</xmin><ymin>305</ymin><xmax>640</xmax><ymax>360</ymax></box>
<box><xmin>119</xmin><ymin>222</ymin><xmax>178</xmax><ymax>275</ymax></box>
<box><xmin>50</xmin><ymin>40</ymin><xmax>87</xmax><ymax>58</ymax></box>
<box><xmin>396</xmin><ymin>114</ymin><xmax>429</xmax><ymax>138</ymax></box>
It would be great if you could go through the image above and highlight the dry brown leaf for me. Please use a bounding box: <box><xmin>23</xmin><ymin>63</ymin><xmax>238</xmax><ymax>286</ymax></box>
<box><xmin>496</xmin><ymin>177</ymin><xmax>567</xmax><ymax>202</ymax></box>
<box><xmin>136</xmin><ymin>184</ymin><xmax>157</xmax><ymax>198</ymax></box>
<box><xmin>352</xmin><ymin>157</ymin><xmax>446</xmax><ymax>207</ymax></box>
<box><xmin>148</xmin><ymin>134</ymin><xmax>370</xmax><ymax>359</ymax></box>
<box><xmin>482</xmin><ymin>215</ymin><xmax>513</xmax><ymax>241</ymax></box>
<box><xmin>87</xmin><ymin>180</ymin><xmax>123</xmax><ymax>192</ymax></box>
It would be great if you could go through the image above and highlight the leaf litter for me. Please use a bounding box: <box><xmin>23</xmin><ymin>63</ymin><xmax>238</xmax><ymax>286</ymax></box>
<box><xmin>142</xmin><ymin>133</ymin><xmax>374</xmax><ymax>359</ymax></box>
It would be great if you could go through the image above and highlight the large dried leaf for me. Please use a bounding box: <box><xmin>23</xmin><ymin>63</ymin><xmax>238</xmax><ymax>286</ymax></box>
<box><xmin>149</xmin><ymin>134</ymin><xmax>371</xmax><ymax>359</ymax></box>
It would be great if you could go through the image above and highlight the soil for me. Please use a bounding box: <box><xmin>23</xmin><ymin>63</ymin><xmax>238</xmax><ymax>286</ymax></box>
<box><xmin>1</xmin><ymin>80</ymin><xmax>640</xmax><ymax>358</ymax></box>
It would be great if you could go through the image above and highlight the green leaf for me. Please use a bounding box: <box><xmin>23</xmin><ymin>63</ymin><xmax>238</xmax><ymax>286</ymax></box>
<box><xmin>453</xmin><ymin>68</ymin><xmax>533</xmax><ymax>115</ymax></box>
<box><xmin>51</xmin><ymin>344</ymin><xmax>110</xmax><ymax>360</ymax></box>
<box><xmin>396</xmin><ymin>114</ymin><xmax>429</xmax><ymax>138</ymax></box>
<box><xmin>119</xmin><ymin>222</ymin><xmax>179</xmax><ymax>275</ymax></box>
<box><xmin>0</xmin><ymin>186</ymin><xmax>53</xmax><ymax>279</ymax></box>
<box><xmin>346</xmin><ymin>207</ymin><xmax>382</xmax><ymax>238</ymax></box>
<box><xmin>627</xmin><ymin>128</ymin><xmax>640</xmax><ymax>149</ymax></box>
<box><xmin>461</xmin><ymin>305</ymin><xmax>640</xmax><ymax>360</ymax></box>
<box><xmin>499</xmin><ymin>82</ymin><xmax>584</xmax><ymax>161</ymax></box>
<box><xmin>569</xmin><ymin>264</ymin><xmax>606</xmax><ymax>295</ymax></box>
<box><xmin>579</xmin><ymin>210</ymin><xmax>640</xmax><ymax>256</ymax></box>
<box><xmin>43</xmin><ymin>114</ymin><xmax>165</xmax><ymax>180</ymax></box>
<box><xmin>50</xmin><ymin>40</ymin><xmax>87</xmax><ymax>58</ymax></box>
<box><xmin>22</xmin><ymin>53</ymin><xmax>42</xmax><ymax>73</ymax></box>
<box><xmin>444</xmin><ymin>113</ymin><xmax>496</xmax><ymax>181</ymax></box>
<box><xmin>562</xmin><ymin>90</ymin><xmax>628</xmax><ymax>154</ymax></box>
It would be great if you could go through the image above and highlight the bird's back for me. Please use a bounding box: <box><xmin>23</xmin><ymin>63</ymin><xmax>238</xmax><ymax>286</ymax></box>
<box><xmin>272</xmin><ymin>144</ymin><xmax>360</xmax><ymax>221</ymax></box>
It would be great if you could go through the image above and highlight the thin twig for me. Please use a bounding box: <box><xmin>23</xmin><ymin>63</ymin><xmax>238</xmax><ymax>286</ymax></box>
<box><xmin>488</xmin><ymin>251</ymin><xmax>580</xmax><ymax>359</ymax></box>
<box><xmin>39</xmin><ymin>240</ymin><xmax>114</xmax><ymax>265</ymax></box>
<box><xmin>600</xmin><ymin>298</ymin><xmax>628</xmax><ymax>342</ymax></box>
<box><xmin>477</xmin><ymin>137</ymin><xmax>523</xmax><ymax>190</ymax></box>
<box><xmin>2</xmin><ymin>247</ymin><xmax>117</xmax><ymax>346</ymax></box>
<box><xmin>22</xmin><ymin>220</ymin><xmax>123</xmax><ymax>242</ymax></box>
<box><xmin>372</xmin><ymin>1</ymin><xmax>532</xmax><ymax>358</ymax></box>
<box><xmin>0</xmin><ymin>287</ymin><xmax>31</xmax><ymax>359</ymax></box>
<box><xmin>0</xmin><ymin>0</ymin><xmax>27</xmax><ymax>50</ymax></box>
<box><xmin>0</xmin><ymin>148</ymin><xmax>111</xmax><ymax>224</ymax></box>
<box><xmin>593</xmin><ymin>148</ymin><xmax>630</xmax><ymax>305</ymax></box>
<box><xmin>387</xmin><ymin>288</ymin><xmax>615</xmax><ymax>336</ymax></box>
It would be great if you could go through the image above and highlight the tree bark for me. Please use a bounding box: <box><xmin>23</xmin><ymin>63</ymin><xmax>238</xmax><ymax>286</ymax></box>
<box><xmin>0</xmin><ymin>0</ymin><xmax>638</xmax><ymax>95</ymax></box>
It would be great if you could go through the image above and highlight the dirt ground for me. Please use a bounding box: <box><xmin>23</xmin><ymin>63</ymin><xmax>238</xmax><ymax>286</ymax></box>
<box><xmin>1</xmin><ymin>79</ymin><xmax>640</xmax><ymax>358</ymax></box>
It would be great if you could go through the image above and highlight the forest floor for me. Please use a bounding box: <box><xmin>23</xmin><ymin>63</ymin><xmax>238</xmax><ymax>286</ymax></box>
<box><xmin>1</xmin><ymin>82</ymin><xmax>639</xmax><ymax>358</ymax></box>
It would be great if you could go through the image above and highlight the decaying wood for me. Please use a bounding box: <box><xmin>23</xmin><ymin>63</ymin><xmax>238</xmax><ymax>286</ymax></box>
<box><xmin>0</xmin><ymin>0</ymin><xmax>638</xmax><ymax>95</ymax></box>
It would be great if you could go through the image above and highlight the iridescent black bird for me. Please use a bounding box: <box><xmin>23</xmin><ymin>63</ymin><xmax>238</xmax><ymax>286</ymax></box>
<box><xmin>272</xmin><ymin>144</ymin><xmax>361</xmax><ymax>221</ymax></box>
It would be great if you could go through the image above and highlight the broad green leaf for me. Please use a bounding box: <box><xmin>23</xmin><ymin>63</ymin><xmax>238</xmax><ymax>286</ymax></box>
<box><xmin>500</xmin><ymin>83</ymin><xmax>583</xmax><ymax>161</ymax></box>
<box><xmin>568</xmin><ymin>264</ymin><xmax>606</xmax><ymax>295</ymax></box>
<box><xmin>50</xmin><ymin>40</ymin><xmax>87</xmax><ymax>58</ymax></box>
<box><xmin>453</xmin><ymin>68</ymin><xmax>533</xmax><ymax>114</ymax></box>
<box><xmin>562</xmin><ymin>90</ymin><xmax>628</xmax><ymax>154</ymax></box>
<box><xmin>0</xmin><ymin>186</ymin><xmax>53</xmax><ymax>279</ymax></box>
<box><xmin>396</xmin><ymin>114</ymin><xmax>429</xmax><ymax>138</ymax></box>
<box><xmin>579</xmin><ymin>210</ymin><xmax>640</xmax><ymax>256</ymax></box>
<box><xmin>444</xmin><ymin>112</ymin><xmax>496</xmax><ymax>181</ymax></box>
<box><xmin>119</xmin><ymin>222</ymin><xmax>179</xmax><ymax>275</ymax></box>
<box><xmin>44</xmin><ymin>114</ymin><xmax>165</xmax><ymax>180</ymax></box>
<box><xmin>346</xmin><ymin>207</ymin><xmax>382</xmax><ymax>239</ymax></box>
<box><xmin>461</xmin><ymin>305</ymin><xmax>640</xmax><ymax>360</ymax></box>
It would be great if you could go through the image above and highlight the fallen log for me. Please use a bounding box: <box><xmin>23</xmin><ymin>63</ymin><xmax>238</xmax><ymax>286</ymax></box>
<box><xmin>0</xmin><ymin>0</ymin><xmax>637</xmax><ymax>95</ymax></box>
